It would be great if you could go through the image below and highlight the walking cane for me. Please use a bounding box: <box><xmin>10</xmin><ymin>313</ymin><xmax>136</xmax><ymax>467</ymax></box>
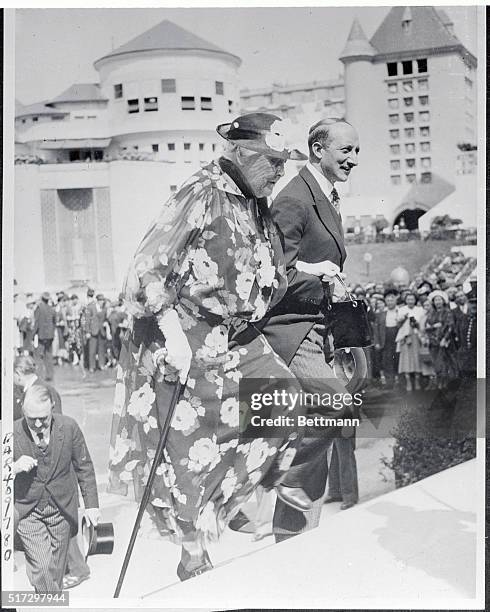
<box><xmin>114</xmin><ymin>379</ymin><xmax>185</xmax><ymax>598</ymax></box>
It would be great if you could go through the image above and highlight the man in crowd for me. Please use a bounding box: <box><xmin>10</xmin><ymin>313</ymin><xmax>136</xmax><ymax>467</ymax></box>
<box><xmin>260</xmin><ymin>118</ymin><xmax>360</xmax><ymax>539</ymax></box>
<box><xmin>13</xmin><ymin>355</ymin><xmax>61</xmax><ymax>421</ymax></box>
<box><xmin>13</xmin><ymin>384</ymin><xmax>100</xmax><ymax>592</ymax></box>
<box><xmin>33</xmin><ymin>292</ymin><xmax>56</xmax><ymax>381</ymax></box>
<box><xmin>84</xmin><ymin>293</ymin><xmax>108</xmax><ymax>372</ymax></box>
<box><xmin>373</xmin><ymin>289</ymin><xmax>400</xmax><ymax>389</ymax></box>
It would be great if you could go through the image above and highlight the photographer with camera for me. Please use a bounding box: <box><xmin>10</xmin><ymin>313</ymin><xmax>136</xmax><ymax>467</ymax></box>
<box><xmin>395</xmin><ymin>292</ymin><xmax>424</xmax><ymax>392</ymax></box>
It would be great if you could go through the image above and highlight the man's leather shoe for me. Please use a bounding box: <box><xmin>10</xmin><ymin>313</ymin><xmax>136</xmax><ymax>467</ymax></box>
<box><xmin>340</xmin><ymin>501</ymin><xmax>356</xmax><ymax>510</ymax></box>
<box><xmin>275</xmin><ymin>484</ymin><xmax>313</xmax><ymax>512</ymax></box>
<box><xmin>324</xmin><ymin>496</ymin><xmax>342</xmax><ymax>504</ymax></box>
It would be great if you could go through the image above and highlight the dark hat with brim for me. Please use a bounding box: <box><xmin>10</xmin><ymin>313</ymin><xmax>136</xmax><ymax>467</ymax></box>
<box><xmin>217</xmin><ymin>113</ymin><xmax>307</xmax><ymax>161</ymax></box>
<box><xmin>81</xmin><ymin>517</ymin><xmax>114</xmax><ymax>560</ymax></box>
<box><xmin>41</xmin><ymin>291</ymin><xmax>51</xmax><ymax>301</ymax></box>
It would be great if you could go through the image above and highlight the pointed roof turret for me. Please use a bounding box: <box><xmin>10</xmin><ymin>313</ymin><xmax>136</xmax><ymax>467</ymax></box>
<box><xmin>94</xmin><ymin>19</ymin><xmax>241</xmax><ymax>69</ymax></box>
<box><xmin>339</xmin><ymin>18</ymin><xmax>376</xmax><ymax>63</ymax></box>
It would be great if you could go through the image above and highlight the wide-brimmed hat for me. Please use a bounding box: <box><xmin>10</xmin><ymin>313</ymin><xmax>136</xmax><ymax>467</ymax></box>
<box><xmin>428</xmin><ymin>290</ymin><xmax>449</xmax><ymax>304</ymax></box>
<box><xmin>217</xmin><ymin>113</ymin><xmax>307</xmax><ymax>161</ymax></box>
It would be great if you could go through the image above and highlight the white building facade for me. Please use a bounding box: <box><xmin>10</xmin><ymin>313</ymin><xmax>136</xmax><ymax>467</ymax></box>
<box><xmin>14</xmin><ymin>20</ymin><xmax>241</xmax><ymax>293</ymax></box>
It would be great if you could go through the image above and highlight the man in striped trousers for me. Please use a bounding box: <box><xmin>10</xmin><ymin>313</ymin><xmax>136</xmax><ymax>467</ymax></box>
<box><xmin>13</xmin><ymin>385</ymin><xmax>99</xmax><ymax>592</ymax></box>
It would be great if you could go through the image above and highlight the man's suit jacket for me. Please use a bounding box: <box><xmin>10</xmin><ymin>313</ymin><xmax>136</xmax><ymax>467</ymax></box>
<box><xmin>259</xmin><ymin>165</ymin><xmax>347</xmax><ymax>365</ymax></box>
<box><xmin>14</xmin><ymin>414</ymin><xmax>99</xmax><ymax>535</ymax></box>
<box><xmin>372</xmin><ymin>310</ymin><xmax>400</xmax><ymax>349</ymax></box>
<box><xmin>13</xmin><ymin>377</ymin><xmax>62</xmax><ymax>421</ymax></box>
<box><xmin>84</xmin><ymin>303</ymin><xmax>107</xmax><ymax>337</ymax></box>
<box><xmin>34</xmin><ymin>302</ymin><xmax>56</xmax><ymax>341</ymax></box>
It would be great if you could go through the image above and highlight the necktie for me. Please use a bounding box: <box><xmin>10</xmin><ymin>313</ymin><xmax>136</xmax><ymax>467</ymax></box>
<box><xmin>36</xmin><ymin>432</ymin><xmax>47</xmax><ymax>451</ymax></box>
<box><xmin>330</xmin><ymin>188</ymin><xmax>340</xmax><ymax>215</ymax></box>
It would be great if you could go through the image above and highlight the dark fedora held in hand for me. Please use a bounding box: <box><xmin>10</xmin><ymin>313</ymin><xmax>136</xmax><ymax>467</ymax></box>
<box><xmin>217</xmin><ymin>112</ymin><xmax>307</xmax><ymax>161</ymax></box>
<box><xmin>82</xmin><ymin>516</ymin><xmax>114</xmax><ymax>560</ymax></box>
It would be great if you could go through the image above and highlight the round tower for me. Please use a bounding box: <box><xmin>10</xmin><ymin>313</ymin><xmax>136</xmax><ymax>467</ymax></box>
<box><xmin>340</xmin><ymin>18</ymin><xmax>381</xmax><ymax>197</ymax></box>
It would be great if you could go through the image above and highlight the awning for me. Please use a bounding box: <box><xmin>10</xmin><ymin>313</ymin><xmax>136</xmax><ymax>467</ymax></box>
<box><xmin>400</xmin><ymin>173</ymin><xmax>455</xmax><ymax>210</ymax></box>
<box><xmin>39</xmin><ymin>138</ymin><xmax>111</xmax><ymax>150</ymax></box>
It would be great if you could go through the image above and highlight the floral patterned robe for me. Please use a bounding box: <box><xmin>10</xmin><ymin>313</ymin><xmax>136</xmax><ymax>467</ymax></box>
<box><xmin>108</xmin><ymin>160</ymin><xmax>300</xmax><ymax>541</ymax></box>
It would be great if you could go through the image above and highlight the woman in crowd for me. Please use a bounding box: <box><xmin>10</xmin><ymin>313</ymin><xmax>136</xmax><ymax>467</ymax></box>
<box><xmin>66</xmin><ymin>294</ymin><xmax>86</xmax><ymax>377</ymax></box>
<box><xmin>418</xmin><ymin>298</ymin><xmax>437</xmax><ymax>389</ymax></box>
<box><xmin>396</xmin><ymin>291</ymin><xmax>424</xmax><ymax>391</ymax></box>
<box><xmin>54</xmin><ymin>294</ymin><xmax>69</xmax><ymax>366</ymax></box>
<box><xmin>425</xmin><ymin>290</ymin><xmax>458</xmax><ymax>389</ymax></box>
<box><xmin>109</xmin><ymin>113</ymin><xmax>308</xmax><ymax>580</ymax></box>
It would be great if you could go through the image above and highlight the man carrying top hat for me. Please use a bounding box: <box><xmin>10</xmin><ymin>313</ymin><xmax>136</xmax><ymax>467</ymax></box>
<box><xmin>14</xmin><ymin>384</ymin><xmax>100</xmax><ymax>593</ymax></box>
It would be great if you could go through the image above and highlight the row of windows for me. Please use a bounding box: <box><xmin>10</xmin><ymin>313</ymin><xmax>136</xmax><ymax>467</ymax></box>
<box><xmin>387</xmin><ymin>79</ymin><xmax>428</xmax><ymax>94</ymax></box>
<box><xmin>388</xmin><ymin>111</ymin><xmax>430</xmax><ymax>124</ymax></box>
<box><xmin>114</xmin><ymin>80</ymin><xmax>226</xmax><ymax>99</ymax></box>
<box><xmin>390</xmin><ymin>142</ymin><xmax>431</xmax><ymax>155</ymax></box>
<box><xmin>388</xmin><ymin>96</ymin><xmax>429</xmax><ymax>109</ymax></box>
<box><xmin>387</xmin><ymin>58</ymin><xmax>427</xmax><ymax>77</ymax></box>
<box><xmin>390</xmin><ymin>172</ymin><xmax>432</xmax><ymax>185</ymax></box>
<box><xmin>125</xmin><ymin>96</ymin><xmax>234</xmax><ymax>114</ymax></box>
<box><xmin>390</xmin><ymin>157</ymin><xmax>431</xmax><ymax>171</ymax></box>
<box><xmin>125</xmin><ymin>142</ymin><xmax>218</xmax><ymax>153</ymax></box>
<box><xmin>389</xmin><ymin>126</ymin><xmax>430</xmax><ymax>140</ymax></box>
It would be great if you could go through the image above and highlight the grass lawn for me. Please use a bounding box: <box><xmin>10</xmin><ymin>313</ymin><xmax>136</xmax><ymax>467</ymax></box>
<box><xmin>342</xmin><ymin>239</ymin><xmax>461</xmax><ymax>285</ymax></box>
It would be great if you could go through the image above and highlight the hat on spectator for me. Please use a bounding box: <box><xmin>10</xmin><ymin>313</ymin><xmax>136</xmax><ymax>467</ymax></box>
<box><xmin>372</xmin><ymin>293</ymin><xmax>384</xmax><ymax>301</ymax></box>
<box><xmin>70</xmin><ymin>294</ymin><xmax>79</xmax><ymax>300</ymax></box>
<box><xmin>41</xmin><ymin>291</ymin><xmax>50</xmax><ymax>301</ymax></box>
<box><xmin>217</xmin><ymin>113</ymin><xmax>307</xmax><ymax>160</ymax></box>
<box><xmin>96</xmin><ymin>293</ymin><xmax>105</xmax><ymax>301</ymax></box>
<box><xmin>428</xmin><ymin>290</ymin><xmax>449</xmax><ymax>304</ymax></box>
<box><xmin>87</xmin><ymin>288</ymin><xmax>95</xmax><ymax>297</ymax></box>
<box><xmin>417</xmin><ymin>280</ymin><xmax>433</xmax><ymax>295</ymax></box>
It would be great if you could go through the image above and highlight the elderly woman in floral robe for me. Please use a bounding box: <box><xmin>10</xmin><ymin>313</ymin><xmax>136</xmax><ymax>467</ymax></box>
<box><xmin>109</xmin><ymin>113</ymin><xmax>307</xmax><ymax>581</ymax></box>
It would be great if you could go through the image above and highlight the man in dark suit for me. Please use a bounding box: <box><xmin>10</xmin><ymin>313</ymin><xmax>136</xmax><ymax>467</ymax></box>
<box><xmin>13</xmin><ymin>355</ymin><xmax>61</xmax><ymax>421</ymax></box>
<box><xmin>14</xmin><ymin>384</ymin><xmax>99</xmax><ymax>593</ymax></box>
<box><xmin>33</xmin><ymin>292</ymin><xmax>56</xmax><ymax>381</ymax></box>
<box><xmin>84</xmin><ymin>293</ymin><xmax>108</xmax><ymax>372</ymax></box>
<box><xmin>260</xmin><ymin>118</ymin><xmax>360</xmax><ymax>539</ymax></box>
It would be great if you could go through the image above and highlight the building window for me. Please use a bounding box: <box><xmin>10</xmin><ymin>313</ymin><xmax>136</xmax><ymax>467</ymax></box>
<box><xmin>389</xmin><ymin>114</ymin><xmax>399</xmax><ymax>124</ymax></box>
<box><xmin>421</xmin><ymin>172</ymin><xmax>432</xmax><ymax>183</ymax></box>
<box><xmin>128</xmin><ymin>99</ymin><xmax>139</xmax><ymax>114</ymax></box>
<box><xmin>144</xmin><ymin>97</ymin><xmax>158</xmax><ymax>112</ymax></box>
<box><xmin>184</xmin><ymin>143</ymin><xmax>191</xmax><ymax>151</ymax></box>
<box><xmin>420</xmin><ymin>126</ymin><xmax>430</xmax><ymax>137</ymax></box>
<box><xmin>133</xmin><ymin>146</ymin><xmax>139</xmax><ymax>151</ymax></box>
<box><xmin>421</xmin><ymin>157</ymin><xmax>431</xmax><ymax>169</ymax></box>
<box><xmin>390</xmin><ymin>144</ymin><xmax>400</xmax><ymax>155</ymax></box>
<box><xmin>404</xmin><ymin>112</ymin><xmax>414</xmax><ymax>123</ymax></box>
<box><xmin>419</xmin><ymin>111</ymin><xmax>430</xmax><ymax>123</ymax></box>
<box><xmin>404</xmin><ymin>97</ymin><xmax>413</xmax><ymax>107</ymax></box>
<box><xmin>21</xmin><ymin>118</ymin><xmax>26</xmax><ymax>123</ymax></box>
<box><xmin>419</xmin><ymin>95</ymin><xmax>429</xmax><ymax>106</ymax></box>
<box><xmin>402</xmin><ymin>80</ymin><xmax>413</xmax><ymax>92</ymax></box>
<box><xmin>406</xmin><ymin>174</ymin><xmax>416</xmax><ymax>183</ymax></box>
<box><xmin>170</xmin><ymin>185</ymin><xmax>177</xmax><ymax>193</ymax></box>
<box><xmin>199</xmin><ymin>143</ymin><xmax>205</xmax><ymax>151</ymax></box>
<box><xmin>402</xmin><ymin>61</ymin><xmax>413</xmax><ymax>75</ymax></box>
<box><xmin>152</xmin><ymin>144</ymin><xmax>159</xmax><ymax>152</ymax></box>
<box><xmin>161</xmin><ymin>79</ymin><xmax>176</xmax><ymax>93</ymax></box>
<box><xmin>388</xmin><ymin>98</ymin><xmax>399</xmax><ymax>109</ymax></box>
<box><xmin>200</xmin><ymin>96</ymin><xmax>213</xmax><ymax>111</ymax></box>
<box><xmin>405</xmin><ymin>143</ymin><xmax>415</xmax><ymax>153</ymax></box>
<box><xmin>420</xmin><ymin>141</ymin><xmax>430</xmax><ymax>152</ymax></box>
<box><xmin>389</xmin><ymin>129</ymin><xmax>400</xmax><ymax>140</ymax></box>
<box><xmin>387</xmin><ymin>62</ymin><xmax>398</xmax><ymax>77</ymax></box>
<box><xmin>404</xmin><ymin>128</ymin><xmax>415</xmax><ymax>138</ymax></box>
<box><xmin>390</xmin><ymin>175</ymin><xmax>401</xmax><ymax>185</ymax></box>
<box><xmin>168</xmin><ymin>143</ymin><xmax>175</xmax><ymax>151</ymax></box>
<box><xmin>418</xmin><ymin>78</ymin><xmax>429</xmax><ymax>91</ymax></box>
<box><xmin>228</xmin><ymin>100</ymin><xmax>234</xmax><ymax>113</ymax></box>
<box><xmin>181</xmin><ymin>96</ymin><xmax>195</xmax><ymax>110</ymax></box>
<box><xmin>215</xmin><ymin>81</ymin><xmax>224</xmax><ymax>95</ymax></box>
<box><xmin>212</xmin><ymin>144</ymin><xmax>216</xmax><ymax>152</ymax></box>
<box><xmin>390</xmin><ymin>160</ymin><xmax>401</xmax><ymax>171</ymax></box>
<box><xmin>417</xmin><ymin>58</ymin><xmax>428</xmax><ymax>73</ymax></box>
<box><xmin>406</xmin><ymin>158</ymin><xmax>416</xmax><ymax>168</ymax></box>
<box><xmin>114</xmin><ymin>84</ymin><xmax>123</xmax><ymax>99</ymax></box>
<box><xmin>33</xmin><ymin>116</ymin><xmax>39</xmax><ymax>122</ymax></box>
<box><xmin>388</xmin><ymin>83</ymin><xmax>398</xmax><ymax>94</ymax></box>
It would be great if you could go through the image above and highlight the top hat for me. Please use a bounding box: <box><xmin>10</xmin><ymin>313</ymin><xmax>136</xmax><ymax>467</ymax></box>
<box><xmin>217</xmin><ymin>113</ymin><xmax>307</xmax><ymax>161</ymax></box>
<box><xmin>81</xmin><ymin>517</ymin><xmax>114</xmax><ymax>560</ymax></box>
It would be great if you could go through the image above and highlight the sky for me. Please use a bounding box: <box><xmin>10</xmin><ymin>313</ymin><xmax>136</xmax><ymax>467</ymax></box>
<box><xmin>13</xmin><ymin>6</ymin><xmax>479</xmax><ymax>105</ymax></box>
